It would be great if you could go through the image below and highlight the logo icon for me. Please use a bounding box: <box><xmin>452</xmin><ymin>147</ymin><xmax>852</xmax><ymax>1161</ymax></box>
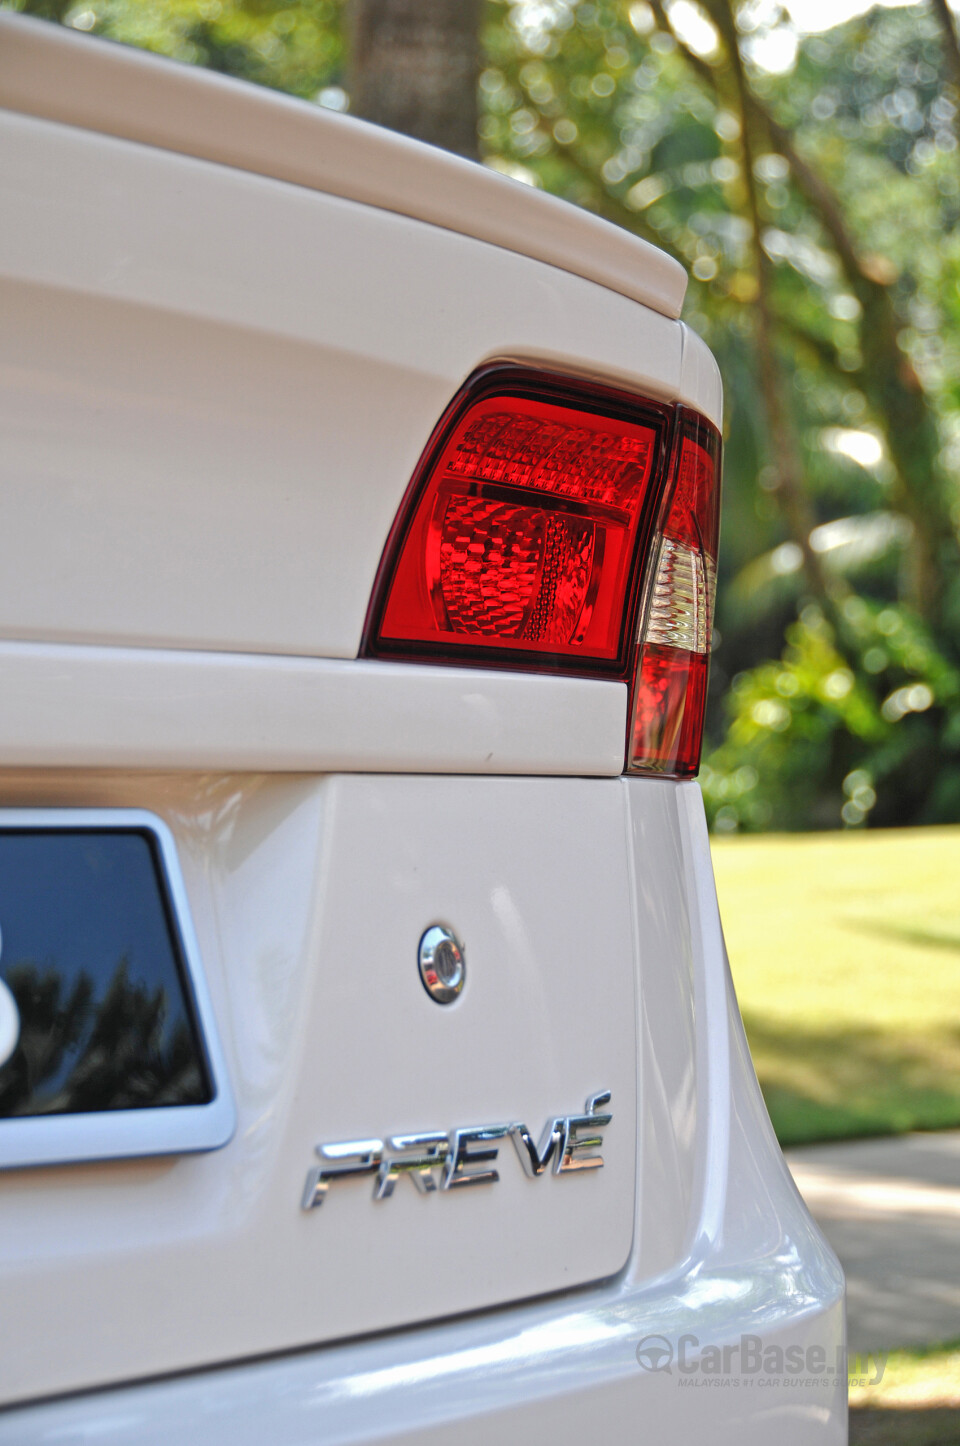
<box><xmin>636</xmin><ymin>1335</ymin><xmax>674</xmax><ymax>1373</ymax></box>
<box><xmin>0</xmin><ymin>927</ymin><xmax>20</xmax><ymax>1070</ymax></box>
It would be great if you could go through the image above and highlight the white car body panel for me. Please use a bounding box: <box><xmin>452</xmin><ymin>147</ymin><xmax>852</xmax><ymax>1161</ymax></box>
<box><xmin>0</xmin><ymin>110</ymin><xmax>718</xmax><ymax>661</ymax></box>
<box><xmin>0</xmin><ymin>12</ymin><xmax>688</xmax><ymax>319</ymax></box>
<box><xmin>0</xmin><ymin>770</ymin><xmax>638</xmax><ymax>1404</ymax></box>
<box><xmin>0</xmin><ymin>15</ymin><xmax>843</xmax><ymax>1441</ymax></box>
<box><xmin>0</xmin><ymin>642</ymin><xmax>627</xmax><ymax>775</ymax></box>
<box><xmin>0</xmin><ymin>783</ymin><xmax>844</xmax><ymax>1443</ymax></box>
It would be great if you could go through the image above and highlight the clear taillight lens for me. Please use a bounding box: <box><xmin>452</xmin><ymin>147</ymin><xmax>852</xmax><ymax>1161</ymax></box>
<box><xmin>627</xmin><ymin>418</ymin><xmax>721</xmax><ymax>777</ymax></box>
<box><xmin>364</xmin><ymin>369</ymin><xmax>721</xmax><ymax>779</ymax></box>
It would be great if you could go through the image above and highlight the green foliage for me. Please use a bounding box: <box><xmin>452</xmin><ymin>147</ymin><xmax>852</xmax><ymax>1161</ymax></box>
<box><xmin>479</xmin><ymin>2</ymin><xmax>960</xmax><ymax>830</ymax></box>
<box><xmin>7</xmin><ymin>0</ymin><xmax>960</xmax><ymax>831</ymax></box>
<box><xmin>704</xmin><ymin>599</ymin><xmax>960</xmax><ymax>830</ymax></box>
<box><xmin>4</xmin><ymin>0</ymin><xmax>344</xmax><ymax>97</ymax></box>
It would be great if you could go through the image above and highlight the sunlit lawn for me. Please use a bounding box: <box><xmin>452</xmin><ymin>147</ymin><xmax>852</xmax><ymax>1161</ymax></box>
<box><xmin>848</xmin><ymin>1338</ymin><xmax>960</xmax><ymax>1445</ymax></box>
<box><xmin>712</xmin><ymin>826</ymin><xmax>960</xmax><ymax>1147</ymax></box>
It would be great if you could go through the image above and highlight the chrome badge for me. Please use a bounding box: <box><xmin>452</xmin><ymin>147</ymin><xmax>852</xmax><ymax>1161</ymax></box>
<box><xmin>302</xmin><ymin>1090</ymin><xmax>612</xmax><ymax>1209</ymax></box>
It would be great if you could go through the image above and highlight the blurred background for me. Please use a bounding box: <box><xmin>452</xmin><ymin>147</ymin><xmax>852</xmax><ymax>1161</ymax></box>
<box><xmin>3</xmin><ymin>0</ymin><xmax>959</xmax><ymax>1434</ymax></box>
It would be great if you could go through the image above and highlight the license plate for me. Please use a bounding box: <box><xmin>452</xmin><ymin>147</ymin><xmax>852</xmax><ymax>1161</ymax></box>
<box><xmin>0</xmin><ymin>810</ymin><xmax>233</xmax><ymax>1169</ymax></box>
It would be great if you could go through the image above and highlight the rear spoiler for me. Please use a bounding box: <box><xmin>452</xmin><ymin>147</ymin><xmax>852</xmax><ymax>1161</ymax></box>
<box><xmin>0</xmin><ymin>11</ymin><xmax>688</xmax><ymax>320</ymax></box>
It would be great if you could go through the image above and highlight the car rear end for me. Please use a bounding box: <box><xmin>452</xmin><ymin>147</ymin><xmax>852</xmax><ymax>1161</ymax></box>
<box><xmin>0</xmin><ymin>14</ymin><xmax>844</xmax><ymax>1443</ymax></box>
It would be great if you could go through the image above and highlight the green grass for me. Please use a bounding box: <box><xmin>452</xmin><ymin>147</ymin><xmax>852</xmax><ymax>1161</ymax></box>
<box><xmin>712</xmin><ymin>826</ymin><xmax>960</xmax><ymax>1147</ymax></box>
<box><xmin>848</xmin><ymin>1339</ymin><xmax>960</xmax><ymax>1445</ymax></box>
<box><xmin>850</xmin><ymin>1338</ymin><xmax>960</xmax><ymax>1409</ymax></box>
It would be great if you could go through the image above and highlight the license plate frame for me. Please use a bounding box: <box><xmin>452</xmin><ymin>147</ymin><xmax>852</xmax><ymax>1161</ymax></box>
<box><xmin>0</xmin><ymin>808</ymin><xmax>234</xmax><ymax>1169</ymax></box>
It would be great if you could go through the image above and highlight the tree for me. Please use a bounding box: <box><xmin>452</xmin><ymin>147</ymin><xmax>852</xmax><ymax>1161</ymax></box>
<box><xmin>9</xmin><ymin>0</ymin><xmax>960</xmax><ymax>829</ymax></box>
<box><xmin>348</xmin><ymin>0</ymin><xmax>482</xmax><ymax>156</ymax></box>
<box><xmin>483</xmin><ymin>0</ymin><xmax>960</xmax><ymax>828</ymax></box>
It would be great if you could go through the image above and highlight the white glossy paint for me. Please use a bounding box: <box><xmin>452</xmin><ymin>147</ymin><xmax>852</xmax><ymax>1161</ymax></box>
<box><xmin>0</xmin><ymin>47</ymin><xmax>838</xmax><ymax>1437</ymax></box>
<box><xmin>680</xmin><ymin>321</ymin><xmax>725</xmax><ymax>437</ymax></box>
<box><xmin>0</xmin><ymin>12</ymin><xmax>687</xmax><ymax>319</ymax></box>
<box><xmin>0</xmin><ymin>783</ymin><xmax>844</xmax><ymax>1443</ymax></box>
<box><xmin>0</xmin><ymin>770</ymin><xmax>639</xmax><ymax>1407</ymax></box>
<box><xmin>0</xmin><ymin>109</ymin><xmax>720</xmax><ymax>665</ymax></box>
<box><xmin>0</xmin><ymin>641</ymin><xmax>627</xmax><ymax>775</ymax></box>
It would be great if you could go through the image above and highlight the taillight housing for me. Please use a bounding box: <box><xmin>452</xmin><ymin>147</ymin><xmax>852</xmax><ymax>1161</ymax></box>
<box><xmin>363</xmin><ymin>367</ymin><xmax>721</xmax><ymax>779</ymax></box>
<box><xmin>627</xmin><ymin>412</ymin><xmax>721</xmax><ymax>776</ymax></box>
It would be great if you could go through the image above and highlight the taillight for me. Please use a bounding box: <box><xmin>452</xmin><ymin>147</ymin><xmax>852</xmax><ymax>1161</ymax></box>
<box><xmin>626</xmin><ymin>415</ymin><xmax>721</xmax><ymax>777</ymax></box>
<box><xmin>363</xmin><ymin>367</ymin><xmax>721</xmax><ymax>778</ymax></box>
<box><xmin>366</xmin><ymin>370</ymin><xmax>669</xmax><ymax>672</ymax></box>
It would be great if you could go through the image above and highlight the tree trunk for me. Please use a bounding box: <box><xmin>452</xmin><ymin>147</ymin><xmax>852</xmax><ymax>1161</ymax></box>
<box><xmin>665</xmin><ymin>0</ymin><xmax>960</xmax><ymax>630</ymax></box>
<box><xmin>930</xmin><ymin>0</ymin><xmax>960</xmax><ymax>102</ymax></box>
<box><xmin>348</xmin><ymin>0</ymin><xmax>482</xmax><ymax>159</ymax></box>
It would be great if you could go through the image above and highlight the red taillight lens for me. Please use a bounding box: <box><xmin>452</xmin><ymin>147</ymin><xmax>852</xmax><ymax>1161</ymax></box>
<box><xmin>366</xmin><ymin>372</ymin><xmax>670</xmax><ymax>673</ymax></box>
<box><xmin>627</xmin><ymin>415</ymin><xmax>721</xmax><ymax>777</ymax></box>
<box><xmin>364</xmin><ymin>368</ymin><xmax>721</xmax><ymax>778</ymax></box>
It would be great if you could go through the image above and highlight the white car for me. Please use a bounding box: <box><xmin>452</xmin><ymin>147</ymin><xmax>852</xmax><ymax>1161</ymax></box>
<box><xmin>0</xmin><ymin>13</ymin><xmax>845</xmax><ymax>1443</ymax></box>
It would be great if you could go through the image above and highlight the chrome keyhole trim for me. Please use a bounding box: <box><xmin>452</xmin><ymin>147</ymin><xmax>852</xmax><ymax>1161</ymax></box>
<box><xmin>418</xmin><ymin>925</ymin><xmax>465</xmax><ymax>1005</ymax></box>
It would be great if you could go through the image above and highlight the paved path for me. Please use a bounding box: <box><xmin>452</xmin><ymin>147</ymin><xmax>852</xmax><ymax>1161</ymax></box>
<box><xmin>786</xmin><ymin>1133</ymin><xmax>960</xmax><ymax>1354</ymax></box>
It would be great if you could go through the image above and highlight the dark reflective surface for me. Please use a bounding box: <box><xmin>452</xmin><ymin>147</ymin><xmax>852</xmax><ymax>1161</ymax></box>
<box><xmin>0</xmin><ymin>830</ymin><xmax>212</xmax><ymax>1116</ymax></box>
